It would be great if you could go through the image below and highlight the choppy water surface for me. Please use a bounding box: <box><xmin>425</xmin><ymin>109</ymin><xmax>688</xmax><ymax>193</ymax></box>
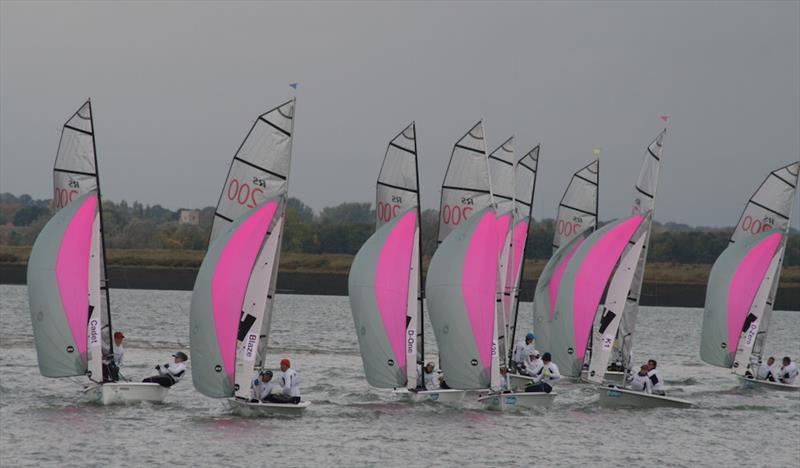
<box><xmin>1</xmin><ymin>285</ymin><xmax>798</xmax><ymax>467</ymax></box>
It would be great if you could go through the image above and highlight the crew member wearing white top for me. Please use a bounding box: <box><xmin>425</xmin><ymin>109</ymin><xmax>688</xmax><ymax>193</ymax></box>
<box><xmin>279</xmin><ymin>358</ymin><xmax>302</xmax><ymax>403</ymax></box>
<box><xmin>647</xmin><ymin>359</ymin><xmax>665</xmax><ymax>395</ymax></box>
<box><xmin>511</xmin><ymin>333</ymin><xmax>535</xmax><ymax>373</ymax></box>
<box><xmin>102</xmin><ymin>331</ymin><xmax>125</xmax><ymax>382</ymax></box>
<box><xmin>142</xmin><ymin>352</ymin><xmax>188</xmax><ymax>387</ymax></box>
<box><xmin>779</xmin><ymin>357</ymin><xmax>798</xmax><ymax>385</ymax></box>
<box><xmin>421</xmin><ymin>362</ymin><xmax>439</xmax><ymax>390</ymax></box>
<box><xmin>627</xmin><ymin>365</ymin><xmax>653</xmax><ymax>393</ymax></box>
<box><xmin>523</xmin><ymin>350</ymin><xmax>544</xmax><ymax>377</ymax></box>
<box><xmin>525</xmin><ymin>352</ymin><xmax>560</xmax><ymax>393</ymax></box>
<box><xmin>755</xmin><ymin>357</ymin><xmax>778</xmax><ymax>382</ymax></box>
<box><xmin>251</xmin><ymin>369</ymin><xmax>278</xmax><ymax>401</ymax></box>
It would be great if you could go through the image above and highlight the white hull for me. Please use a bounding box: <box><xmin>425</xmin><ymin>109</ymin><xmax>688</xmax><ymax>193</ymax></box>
<box><xmin>84</xmin><ymin>383</ymin><xmax>169</xmax><ymax>405</ymax></box>
<box><xmin>598</xmin><ymin>386</ymin><xmax>693</xmax><ymax>409</ymax></box>
<box><xmin>580</xmin><ymin>369</ymin><xmax>626</xmax><ymax>385</ymax></box>
<box><xmin>736</xmin><ymin>375</ymin><xmax>800</xmax><ymax>392</ymax></box>
<box><xmin>478</xmin><ymin>392</ymin><xmax>556</xmax><ymax>410</ymax></box>
<box><xmin>392</xmin><ymin>388</ymin><xmax>465</xmax><ymax>403</ymax></box>
<box><xmin>228</xmin><ymin>398</ymin><xmax>311</xmax><ymax>417</ymax></box>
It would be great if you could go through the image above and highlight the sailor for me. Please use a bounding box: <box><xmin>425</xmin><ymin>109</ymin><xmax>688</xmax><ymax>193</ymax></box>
<box><xmin>101</xmin><ymin>331</ymin><xmax>125</xmax><ymax>382</ymax></box>
<box><xmin>522</xmin><ymin>350</ymin><xmax>544</xmax><ymax>377</ymax></box>
<box><xmin>511</xmin><ymin>332</ymin><xmax>535</xmax><ymax>373</ymax></box>
<box><xmin>278</xmin><ymin>358</ymin><xmax>302</xmax><ymax>403</ymax></box>
<box><xmin>627</xmin><ymin>364</ymin><xmax>653</xmax><ymax>393</ymax></box>
<box><xmin>778</xmin><ymin>357</ymin><xmax>798</xmax><ymax>385</ymax></box>
<box><xmin>525</xmin><ymin>352</ymin><xmax>560</xmax><ymax>393</ymax></box>
<box><xmin>142</xmin><ymin>352</ymin><xmax>188</xmax><ymax>387</ymax></box>
<box><xmin>250</xmin><ymin>369</ymin><xmax>294</xmax><ymax>403</ymax></box>
<box><xmin>112</xmin><ymin>331</ymin><xmax>125</xmax><ymax>367</ymax></box>
<box><xmin>755</xmin><ymin>357</ymin><xmax>778</xmax><ymax>381</ymax></box>
<box><xmin>499</xmin><ymin>366</ymin><xmax>511</xmax><ymax>393</ymax></box>
<box><xmin>646</xmin><ymin>359</ymin><xmax>666</xmax><ymax>395</ymax></box>
<box><xmin>422</xmin><ymin>362</ymin><xmax>439</xmax><ymax>390</ymax></box>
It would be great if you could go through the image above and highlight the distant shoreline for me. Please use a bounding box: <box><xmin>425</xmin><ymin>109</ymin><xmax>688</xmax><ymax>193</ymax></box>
<box><xmin>3</xmin><ymin>261</ymin><xmax>798</xmax><ymax>310</ymax></box>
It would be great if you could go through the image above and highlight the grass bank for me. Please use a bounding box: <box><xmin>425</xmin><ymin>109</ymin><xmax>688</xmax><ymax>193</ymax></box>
<box><xmin>1</xmin><ymin>245</ymin><xmax>798</xmax><ymax>286</ymax></box>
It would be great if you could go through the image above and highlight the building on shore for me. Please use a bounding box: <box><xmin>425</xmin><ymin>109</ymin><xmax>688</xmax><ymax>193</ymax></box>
<box><xmin>179</xmin><ymin>209</ymin><xmax>200</xmax><ymax>225</ymax></box>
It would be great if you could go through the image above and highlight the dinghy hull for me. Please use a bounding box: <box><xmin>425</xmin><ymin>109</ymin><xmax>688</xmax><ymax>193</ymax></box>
<box><xmin>598</xmin><ymin>386</ymin><xmax>693</xmax><ymax>409</ymax></box>
<box><xmin>228</xmin><ymin>398</ymin><xmax>311</xmax><ymax>416</ymax></box>
<box><xmin>84</xmin><ymin>382</ymin><xmax>169</xmax><ymax>405</ymax></box>
<box><xmin>393</xmin><ymin>388</ymin><xmax>465</xmax><ymax>403</ymax></box>
<box><xmin>736</xmin><ymin>375</ymin><xmax>800</xmax><ymax>392</ymax></box>
<box><xmin>478</xmin><ymin>392</ymin><xmax>556</xmax><ymax>410</ymax></box>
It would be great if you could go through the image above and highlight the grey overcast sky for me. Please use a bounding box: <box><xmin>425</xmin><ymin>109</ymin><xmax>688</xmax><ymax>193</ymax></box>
<box><xmin>1</xmin><ymin>1</ymin><xmax>798</xmax><ymax>227</ymax></box>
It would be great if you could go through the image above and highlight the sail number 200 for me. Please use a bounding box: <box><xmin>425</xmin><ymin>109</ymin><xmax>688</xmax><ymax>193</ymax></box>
<box><xmin>226</xmin><ymin>177</ymin><xmax>264</xmax><ymax>208</ymax></box>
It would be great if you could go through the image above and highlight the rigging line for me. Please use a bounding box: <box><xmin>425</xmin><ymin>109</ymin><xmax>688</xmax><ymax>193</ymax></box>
<box><xmin>54</xmin><ymin>168</ymin><xmax>97</xmax><ymax>178</ymax></box>
<box><xmin>559</xmin><ymin>202</ymin><xmax>596</xmax><ymax>217</ymax></box>
<box><xmin>747</xmin><ymin>200</ymin><xmax>790</xmax><ymax>220</ymax></box>
<box><xmin>388</xmin><ymin>142</ymin><xmax>416</xmax><ymax>155</ymax></box>
<box><xmin>377</xmin><ymin>181</ymin><xmax>418</xmax><ymax>193</ymax></box>
<box><xmin>63</xmin><ymin>124</ymin><xmax>93</xmax><ymax>136</ymax></box>
<box><xmin>574</xmin><ymin>174</ymin><xmax>598</xmax><ymax>186</ymax></box>
<box><xmin>453</xmin><ymin>143</ymin><xmax>484</xmax><ymax>154</ymax></box>
<box><xmin>441</xmin><ymin>185</ymin><xmax>491</xmax><ymax>194</ymax></box>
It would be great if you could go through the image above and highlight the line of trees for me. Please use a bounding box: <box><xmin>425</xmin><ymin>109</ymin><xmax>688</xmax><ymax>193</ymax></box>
<box><xmin>1</xmin><ymin>192</ymin><xmax>797</xmax><ymax>265</ymax></box>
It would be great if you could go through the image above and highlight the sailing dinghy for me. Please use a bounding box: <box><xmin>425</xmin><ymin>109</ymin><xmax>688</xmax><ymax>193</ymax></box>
<box><xmin>348</xmin><ymin>123</ymin><xmax>455</xmax><ymax>402</ymax></box>
<box><xmin>517</xmin><ymin>158</ymin><xmax>599</xmax><ymax>391</ymax></box>
<box><xmin>700</xmin><ymin>161</ymin><xmax>800</xmax><ymax>391</ymax></box>
<box><xmin>190</xmin><ymin>99</ymin><xmax>309</xmax><ymax>416</ymax></box>
<box><xmin>28</xmin><ymin>100</ymin><xmax>168</xmax><ymax>405</ymax></box>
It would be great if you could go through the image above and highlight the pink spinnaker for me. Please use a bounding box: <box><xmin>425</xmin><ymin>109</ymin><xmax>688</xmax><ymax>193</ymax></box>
<box><xmin>726</xmin><ymin>232</ymin><xmax>783</xmax><ymax>356</ymax></box>
<box><xmin>572</xmin><ymin>215</ymin><xmax>644</xmax><ymax>361</ymax></box>
<box><xmin>549</xmin><ymin>239</ymin><xmax>585</xmax><ymax>319</ymax></box>
<box><xmin>56</xmin><ymin>195</ymin><xmax>98</xmax><ymax>359</ymax></box>
<box><xmin>211</xmin><ymin>201</ymin><xmax>278</xmax><ymax>379</ymax></box>
<box><xmin>374</xmin><ymin>211</ymin><xmax>417</xmax><ymax>369</ymax></box>
<box><xmin>462</xmin><ymin>212</ymin><xmax>499</xmax><ymax>371</ymax></box>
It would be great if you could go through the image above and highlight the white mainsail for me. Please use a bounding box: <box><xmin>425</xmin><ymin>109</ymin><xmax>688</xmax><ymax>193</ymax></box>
<box><xmin>613</xmin><ymin>130</ymin><xmax>665</xmax><ymax>370</ymax></box>
<box><xmin>437</xmin><ymin>121</ymin><xmax>493</xmax><ymax>243</ymax></box>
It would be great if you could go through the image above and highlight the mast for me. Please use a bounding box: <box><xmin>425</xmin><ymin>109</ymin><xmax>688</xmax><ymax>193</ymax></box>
<box><xmin>412</xmin><ymin>122</ymin><xmax>425</xmax><ymax>368</ymax></box>
<box><xmin>87</xmin><ymin>99</ymin><xmax>114</xmax><ymax>358</ymax></box>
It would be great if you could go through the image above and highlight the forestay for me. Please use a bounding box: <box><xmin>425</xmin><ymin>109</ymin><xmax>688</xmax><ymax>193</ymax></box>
<box><xmin>532</xmin><ymin>159</ymin><xmax>597</xmax><ymax>358</ymax></box>
<box><xmin>507</xmin><ymin>146</ymin><xmax>540</xmax><ymax>358</ymax></box>
<box><xmin>550</xmin><ymin>214</ymin><xmax>646</xmax><ymax>377</ymax></box>
<box><xmin>614</xmin><ymin>130</ymin><xmax>665</xmax><ymax>369</ymax></box>
<box><xmin>427</xmin><ymin>207</ymin><xmax>500</xmax><ymax>390</ymax></box>
<box><xmin>437</xmin><ymin>121</ymin><xmax>492</xmax><ymax>243</ymax></box>
<box><xmin>489</xmin><ymin>137</ymin><xmax>515</xmax><ymax>368</ymax></box>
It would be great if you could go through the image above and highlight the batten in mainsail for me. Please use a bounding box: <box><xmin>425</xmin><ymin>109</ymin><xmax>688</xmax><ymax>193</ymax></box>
<box><xmin>507</xmin><ymin>145</ymin><xmax>540</xmax><ymax>358</ymax></box>
<box><xmin>550</xmin><ymin>214</ymin><xmax>647</xmax><ymax>377</ymax></box>
<box><xmin>427</xmin><ymin>207</ymin><xmax>500</xmax><ymax>389</ymax></box>
<box><xmin>614</xmin><ymin>130</ymin><xmax>665</xmax><ymax>369</ymax></box>
<box><xmin>532</xmin><ymin>158</ymin><xmax>597</xmax><ymax>358</ymax></box>
<box><xmin>488</xmin><ymin>136</ymin><xmax>515</xmax><ymax>368</ymax></box>
<box><xmin>437</xmin><ymin>121</ymin><xmax>492</xmax><ymax>244</ymax></box>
